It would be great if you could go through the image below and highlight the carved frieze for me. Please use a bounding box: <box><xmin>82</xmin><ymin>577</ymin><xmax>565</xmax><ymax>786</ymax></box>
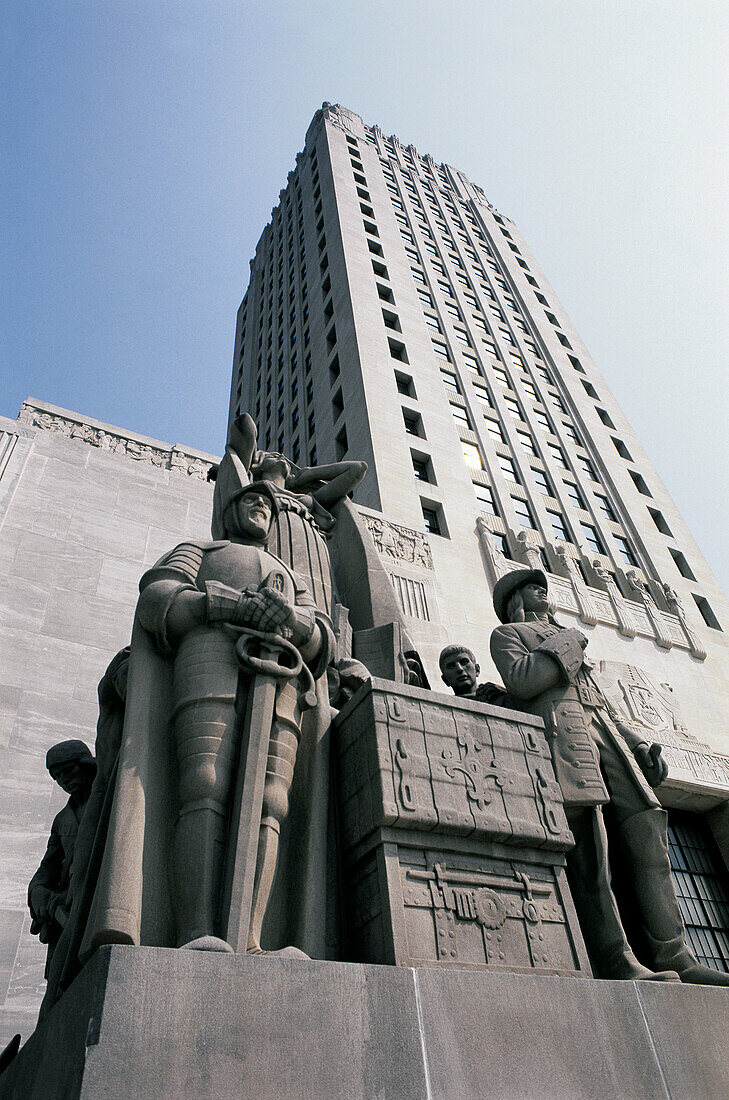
<box><xmin>597</xmin><ymin>661</ymin><xmax>688</xmax><ymax>740</ymax></box>
<box><xmin>333</xmin><ymin>679</ymin><xmax>571</xmax><ymax>850</ymax></box>
<box><xmin>362</xmin><ymin>515</ymin><xmax>433</xmax><ymax>570</ymax></box>
<box><xmin>18</xmin><ymin>402</ymin><xmax>216</xmax><ymax>480</ymax></box>
<box><xmin>334</xmin><ymin>680</ymin><xmax>589</xmax><ymax>975</ymax></box>
<box><xmin>476</xmin><ymin>513</ymin><xmax>701</xmax><ymax>656</ymax></box>
<box><xmin>321</xmin><ymin>102</ymin><xmax>362</xmax><ymax>135</ymax></box>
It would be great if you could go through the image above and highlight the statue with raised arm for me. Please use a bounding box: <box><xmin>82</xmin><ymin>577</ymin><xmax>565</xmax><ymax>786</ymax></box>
<box><xmin>489</xmin><ymin>568</ymin><xmax>729</xmax><ymax>985</ymax></box>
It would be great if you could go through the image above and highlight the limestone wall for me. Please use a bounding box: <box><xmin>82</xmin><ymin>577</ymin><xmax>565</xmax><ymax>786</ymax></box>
<box><xmin>0</xmin><ymin>401</ymin><xmax>217</xmax><ymax>1047</ymax></box>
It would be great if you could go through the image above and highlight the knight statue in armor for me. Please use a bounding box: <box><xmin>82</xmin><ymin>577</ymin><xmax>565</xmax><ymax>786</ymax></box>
<box><xmin>489</xmin><ymin>568</ymin><xmax>729</xmax><ymax>986</ymax></box>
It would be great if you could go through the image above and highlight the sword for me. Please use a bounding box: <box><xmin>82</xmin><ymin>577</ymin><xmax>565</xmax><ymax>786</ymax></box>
<box><xmin>220</xmin><ymin>571</ymin><xmax>316</xmax><ymax>952</ymax></box>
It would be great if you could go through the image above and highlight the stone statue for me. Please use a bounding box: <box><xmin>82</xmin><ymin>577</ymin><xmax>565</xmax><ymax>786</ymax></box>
<box><xmin>140</xmin><ymin>481</ymin><xmax>333</xmax><ymax>953</ymax></box>
<box><xmin>28</xmin><ymin>741</ymin><xmax>97</xmax><ymax>977</ymax></box>
<box><xmin>29</xmin><ymin>418</ymin><xmax>427</xmax><ymax>986</ymax></box>
<box><xmin>489</xmin><ymin>568</ymin><xmax>729</xmax><ymax>985</ymax></box>
<box><xmin>77</xmin><ymin>477</ymin><xmax>335</xmax><ymax>962</ymax></box>
<box><xmin>438</xmin><ymin>644</ymin><xmax>512</xmax><ymax>706</ymax></box>
<box><xmin>38</xmin><ymin>648</ymin><xmax>130</xmax><ymax>1015</ymax></box>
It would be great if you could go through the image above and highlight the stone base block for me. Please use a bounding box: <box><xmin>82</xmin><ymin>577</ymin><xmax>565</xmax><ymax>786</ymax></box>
<box><xmin>2</xmin><ymin>945</ymin><xmax>729</xmax><ymax>1099</ymax></box>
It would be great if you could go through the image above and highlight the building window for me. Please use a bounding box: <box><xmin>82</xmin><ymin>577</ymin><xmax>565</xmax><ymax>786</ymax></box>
<box><xmin>502</xmin><ymin>395</ymin><xmax>524</xmax><ymax>421</ymax></box>
<box><xmin>596</xmin><ymin>407</ymin><xmax>615</xmax><ymax>428</ymax></box>
<box><xmin>421</xmin><ymin>502</ymin><xmax>445</xmax><ymax>537</ymax></box>
<box><xmin>411</xmin><ymin>450</ymin><xmax>434</xmax><ymax>483</ymax></box>
<box><xmin>499</xmin><ymin>455</ymin><xmax>520</xmax><ymax>484</ymax></box>
<box><xmin>648</xmin><ymin>508</ymin><xmax>673</xmax><ymax>536</ymax></box>
<box><xmin>461</xmin><ymin>441</ymin><xmax>483</xmax><ymax>470</ymax></box>
<box><xmin>693</xmin><ymin>595</ymin><xmax>722</xmax><ymax>631</ymax></box>
<box><xmin>484</xmin><ymin>418</ymin><xmax>505</xmax><ymax>443</ymax></box>
<box><xmin>563</xmin><ymin>481</ymin><xmax>585</xmax><ymax>510</ymax></box>
<box><xmin>612</xmin><ymin>437</ymin><xmax>632</xmax><ymax>461</ymax></box>
<box><xmin>576</xmin><ymin>455</ymin><xmax>598</xmax><ymax>482</ymax></box>
<box><xmin>595</xmin><ymin>493</ymin><xmax>617</xmax><ymax>522</ymax></box>
<box><xmin>533</xmin><ymin>409</ymin><xmax>552</xmax><ymax>433</ymax></box>
<box><xmin>403</xmin><ymin>409</ymin><xmax>424</xmax><ymax>437</ymax></box>
<box><xmin>629</xmin><ymin>470</ymin><xmax>652</xmax><ymax>497</ymax></box>
<box><xmin>563</xmin><ymin>422</ymin><xmax>583</xmax><ymax>446</ymax></box>
<box><xmin>440</xmin><ymin>370</ymin><xmax>459</xmax><ymax>395</ymax></box>
<box><xmin>547</xmin><ymin>442</ymin><xmax>568</xmax><ymax>470</ymax></box>
<box><xmin>450</xmin><ymin>403</ymin><xmax>472</xmax><ymax>431</ymax></box>
<box><xmin>531</xmin><ymin>468</ymin><xmax>553</xmax><ymax>496</ymax></box>
<box><xmin>472</xmin><ymin>382</ymin><xmax>492</xmax><ymax>408</ymax></box>
<box><xmin>580</xmin><ymin>523</ymin><xmax>604</xmax><ymax>555</ymax></box>
<box><xmin>548</xmin><ymin>511</ymin><xmax>572</xmax><ymax>542</ymax></box>
<box><xmin>667</xmin><ymin>812</ymin><xmax>729</xmax><ymax>972</ymax></box>
<box><xmin>614</xmin><ymin>535</ymin><xmax>638</xmax><ymax>567</ymax></box>
<box><xmin>389</xmin><ymin>338</ymin><xmax>408</xmax><ymax>362</ymax></box>
<box><xmin>335</xmin><ymin>425</ymin><xmax>348</xmax><ymax>460</ymax></box>
<box><xmin>474</xmin><ymin>484</ymin><xmax>498</xmax><ymax>515</ymax></box>
<box><xmin>396</xmin><ymin>371</ymin><xmax>416</xmax><ymax>398</ymax></box>
<box><xmin>669</xmin><ymin>548</ymin><xmax>696</xmax><ymax>581</ymax></box>
<box><xmin>516</xmin><ymin>431</ymin><xmax>537</xmax><ymax>456</ymax></box>
<box><xmin>382</xmin><ymin>309</ymin><xmax>402</xmax><ymax>332</ymax></box>
<box><xmin>491</xmin><ymin>531</ymin><xmax>512</xmax><ymax>559</ymax></box>
<box><xmin>512</xmin><ymin>498</ymin><xmax>535</xmax><ymax>529</ymax></box>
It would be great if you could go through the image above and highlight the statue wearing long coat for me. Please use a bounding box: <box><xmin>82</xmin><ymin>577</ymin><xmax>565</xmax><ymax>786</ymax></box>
<box><xmin>490</xmin><ymin>616</ymin><xmax>659</xmax><ymax>814</ymax></box>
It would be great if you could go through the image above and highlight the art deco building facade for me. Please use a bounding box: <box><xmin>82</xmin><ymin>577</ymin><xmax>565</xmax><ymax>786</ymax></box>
<box><xmin>230</xmin><ymin>103</ymin><xmax>729</xmax><ymax>969</ymax></box>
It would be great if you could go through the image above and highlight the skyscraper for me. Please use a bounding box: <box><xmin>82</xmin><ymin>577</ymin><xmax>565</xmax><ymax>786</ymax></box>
<box><xmin>228</xmin><ymin>103</ymin><xmax>729</xmax><ymax>970</ymax></box>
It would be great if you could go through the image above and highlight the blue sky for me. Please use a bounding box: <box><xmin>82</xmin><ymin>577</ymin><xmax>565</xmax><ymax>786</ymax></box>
<box><xmin>2</xmin><ymin>1</ymin><xmax>728</xmax><ymax>592</ymax></box>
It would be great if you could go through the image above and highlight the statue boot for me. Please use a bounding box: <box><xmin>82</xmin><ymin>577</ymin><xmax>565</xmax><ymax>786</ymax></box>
<box><xmin>173</xmin><ymin>805</ymin><xmax>232</xmax><ymax>951</ymax></box>
<box><xmin>566</xmin><ymin>808</ymin><xmax>678</xmax><ymax>981</ymax></box>
<box><xmin>247</xmin><ymin>682</ymin><xmax>303</xmax><ymax>956</ymax></box>
<box><xmin>618</xmin><ymin>809</ymin><xmax>729</xmax><ymax>986</ymax></box>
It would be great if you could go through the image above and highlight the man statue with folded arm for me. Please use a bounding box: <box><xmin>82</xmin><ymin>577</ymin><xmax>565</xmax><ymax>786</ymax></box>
<box><xmin>489</xmin><ymin>568</ymin><xmax>729</xmax><ymax>985</ymax></box>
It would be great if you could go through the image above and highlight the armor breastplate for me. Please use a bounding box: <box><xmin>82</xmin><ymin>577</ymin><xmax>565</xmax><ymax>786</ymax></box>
<box><xmin>196</xmin><ymin>544</ymin><xmax>283</xmax><ymax>592</ymax></box>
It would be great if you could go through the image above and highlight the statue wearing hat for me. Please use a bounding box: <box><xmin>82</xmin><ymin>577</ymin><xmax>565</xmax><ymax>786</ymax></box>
<box><xmin>490</xmin><ymin>568</ymin><xmax>729</xmax><ymax>986</ymax></box>
<box><xmin>75</xmin><ymin>444</ymin><xmax>335</xmax><ymax>962</ymax></box>
<box><xmin>28</xmin><ymin>741</ymin><xmax>97</xmax><ymax>975</ymax></box>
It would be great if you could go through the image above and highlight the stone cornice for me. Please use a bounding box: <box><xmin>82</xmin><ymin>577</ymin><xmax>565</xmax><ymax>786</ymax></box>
<box><xmin>16</xmin><ymin>399</ymin><xmax>220</xmax><ymax>480</ymax></box>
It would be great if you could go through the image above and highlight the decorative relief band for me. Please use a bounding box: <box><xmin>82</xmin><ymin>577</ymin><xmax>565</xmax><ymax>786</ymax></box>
<box><xmin>18</xmin><ymin>402</ymin><xmax>217</xmax><ymax>481</ymax></box>
<box><xmin>362</xmin><ymin>514</ymin><xmax>433</xmax><ymax>570</ymax></box>
<box><xmin>0</xmin><ymin>431</ymin><xmax>18</xmax><ymax>482</ymax></box>
<box><xmin>476</xmin><ymin>516</ymin><xmax>704</xmax><ymax>659</ymax></box>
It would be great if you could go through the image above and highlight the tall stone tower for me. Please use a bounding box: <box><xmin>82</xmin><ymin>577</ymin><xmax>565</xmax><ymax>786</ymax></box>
<box><xmin>229</xmin><ymin>103</ymin><xmax>729</xmax><ymax>971</ymax></box>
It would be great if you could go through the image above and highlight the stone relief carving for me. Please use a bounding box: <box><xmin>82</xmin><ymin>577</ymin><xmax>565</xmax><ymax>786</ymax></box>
<box><xmin>476</xmin><ymin>512</ymin><xmax>707</xmax><ymax>658</ymax></box>
<box><xmin>476</xmin><ymin>516</ymin><xmax>512</xmax><ymax>582</ymax></box>
<box><xmin>626</xmin><ymin>570</ymin><xmax>673</xmax><ymax>650</ymax></box>
<box><xmin>321</xmin><ymin>102</ymin><xmax>361</xmax><ymax>135</ymax></box>
<box><xmin>596</xmin><ymin>661</ymin><xmax>689</xmax><ymax>741</ymax></box>
<box><xmin>362</xmin><ymin>515</ymin><xmax>433</xmax><ymax>570</ymax></box>
<box><xmin>663</xmin><ymin>584</ymin><xmax>707</xmax><ymax>661</ymax></box>
<box><xmin>592</xmin><ymin>559</ymin><xmax>637</xmax><ymax>638</ymax></box>
<box><xmin>19</xmin><ymin>402</ymin><xmax>216</xmax><ymax>480</ymax></box>
<box><xmin>554</xmin><ymin>544</ymin><xmax>598</xmax><ymax>627</ymax></box>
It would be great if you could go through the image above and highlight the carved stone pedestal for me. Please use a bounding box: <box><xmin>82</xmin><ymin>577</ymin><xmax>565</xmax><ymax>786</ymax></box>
<box><xmin>333</xmin><ymin>680</ymin><xmax>590</xmax><ymax>976</ymax></box>
<box><xmin>3</xmin><ymin>946</ymin><xmax>729</xmax><ymax>1099</ymax></box>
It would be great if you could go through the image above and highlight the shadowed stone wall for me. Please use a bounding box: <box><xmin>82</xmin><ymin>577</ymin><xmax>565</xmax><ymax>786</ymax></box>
<box><xmin>0</xmin><ymin>400</ymin><xmax>218</xmax><ymax>1046</ymax></box>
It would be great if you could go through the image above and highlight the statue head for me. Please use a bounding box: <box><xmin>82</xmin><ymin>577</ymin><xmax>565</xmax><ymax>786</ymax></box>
<box><xmin>492</xmin><ymin>569</ymin><xmax>549</xmax><ymax>624</ymax></box>
<box><xmin>224</xmin><ymin>483</ymin><xmax>279</xmax><ymax>544</ymax></box>
<box><xmin>45</xmin><ymin>740</ymin><xmax>96</xmax><ymax>798</ymax></box>
<box><xmin>250</xmin><ymin>451</ymin><xmax>293</xmax><ymax>490</ymax></box>
<box><xmin>439</xmin><ymin>645</ymin><xmax>479</xmax><ymax>696</ymax></box>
